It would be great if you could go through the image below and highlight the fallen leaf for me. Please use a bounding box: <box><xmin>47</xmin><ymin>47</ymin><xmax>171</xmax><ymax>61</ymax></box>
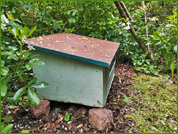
<box><xmin>55</xmin><ymin>118</ymin><xmax>62</xmax><ymax>124</ymax></box>
<box><xmin>68</xmin><ymin>125</ymin><xmax>72</xmax><ymax>131</ymax></box>
<box><xmin>83</xmin><ymin>117</ymin><xmax>88</xmax><ymax>120</ymax></box>
<box><xmin>118</xmin><ymin>121</ymin><xmax>124</xmax><ymax>124</ymax></box>
<box><xmin>46</xmin><ymin>123</ymin><xmax>50</xmax><ymax>128</ymax></box>
<box><xmin>57</xmin><ymin>41</ymin><xmax>65</xmax><ymax>43</ymax></box>
<box><xmin>82</xmin><ymin>37</ymin><xmax>88</xmax><ymax>40</ymax></box>
<box><xmin>77</xmin><ymin>124</ymin><xmax>83</xmax><ymax>129</ymax></box>
<box><xmin>32</xmin><ymin>129</ymin><xmax>34</xmax><ymax>133</ymax></box>
<box><xmin>20</xmin><ymin>130</ymin><xmax>30</xmax><ymax>133</ymax></box>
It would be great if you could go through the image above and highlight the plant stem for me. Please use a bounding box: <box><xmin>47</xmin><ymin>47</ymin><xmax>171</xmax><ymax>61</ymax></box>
<box><xmin>20</xmin><ymin>45</ymin><xmax>23</xmax><ymax>58</ymax></box>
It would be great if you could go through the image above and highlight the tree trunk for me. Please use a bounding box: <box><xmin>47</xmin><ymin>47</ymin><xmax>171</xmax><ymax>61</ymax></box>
<box><xmin>114</xmin><ymin>1</ymin><xmax>154</xmax><ymax>62</ymax></box>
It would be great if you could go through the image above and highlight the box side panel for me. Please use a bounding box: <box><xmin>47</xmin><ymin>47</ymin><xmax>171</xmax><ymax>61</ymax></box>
<box><xmin>31</xmin><ymin>50</ymin><xmax>103</xmax><ymax>107</ymax></box>
<box><xmin>103</xmin><ymin>59</ymin><xmax>116</xmax><ymax>106</ymax></box>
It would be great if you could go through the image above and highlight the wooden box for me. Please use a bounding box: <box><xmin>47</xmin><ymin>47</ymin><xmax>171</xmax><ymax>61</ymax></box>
<box><xmin>26</xmin><ymin>33</ymin><xmax>120</xmax><ymax>107</ymax></box>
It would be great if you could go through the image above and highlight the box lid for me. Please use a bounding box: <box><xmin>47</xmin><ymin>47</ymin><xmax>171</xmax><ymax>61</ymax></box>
<box><xmin>26</xmin><ymin>33</ymin><xmax>120</xmax><ymax>67</ymax></box>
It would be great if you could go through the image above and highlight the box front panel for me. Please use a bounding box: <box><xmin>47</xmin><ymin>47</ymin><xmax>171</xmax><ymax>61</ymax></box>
<box><xmin>32</xmin><ymin>50</ymin><xmax>103</xmax><ymax>107</ymax></box>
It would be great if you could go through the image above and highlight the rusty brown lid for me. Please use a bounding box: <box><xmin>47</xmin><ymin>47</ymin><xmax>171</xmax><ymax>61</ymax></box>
<box><xmin>26</xmin><ymin>33</ymin><xmax>120</xmax><ymax>67</ymax></box>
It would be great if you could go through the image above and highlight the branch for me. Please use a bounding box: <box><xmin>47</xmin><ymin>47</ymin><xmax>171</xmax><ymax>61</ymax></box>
<box><xmin>120</xmin><ymin>1</ymin><xmax>133</xmax><ymax>21</ymax></box>
<box><xmin>114</xmin><ymin>1</ymin><xmax>154</xmax><ymax>62</ymax></box>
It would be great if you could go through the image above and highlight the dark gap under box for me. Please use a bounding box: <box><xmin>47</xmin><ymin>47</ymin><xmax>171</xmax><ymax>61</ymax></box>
<box><xmin>26</xmin><ymin>33</ymin><xmax>120</xmax><ymax>107</ymax></box>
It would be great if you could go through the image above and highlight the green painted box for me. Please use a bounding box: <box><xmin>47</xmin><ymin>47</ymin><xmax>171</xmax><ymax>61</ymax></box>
<box><xmin>26</xmin><ymin>33</ymin><xmax>120</xmax><ymax>107</ymax></box>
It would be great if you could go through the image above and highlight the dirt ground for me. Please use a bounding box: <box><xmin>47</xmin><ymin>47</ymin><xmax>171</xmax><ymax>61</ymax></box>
<box><xmin>1</xmin><ymin>61</ymin><xmax>142</xmax><ymax>133</ymax></box>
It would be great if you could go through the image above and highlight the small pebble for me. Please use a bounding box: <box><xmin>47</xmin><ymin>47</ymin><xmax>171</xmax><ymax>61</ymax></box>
<box><xmin>64</xmin><ymin>127</ymin><xmax>68</xmax><ymax>130</ymax></box>
<box><xmin>80</xmin><ymin>129</ymin><xmax>83</xmax><ymax>133</ymax></box>
<box><xmin>9</xmin><ymin>106</ymin><xmax>14</xmax><ymax>109</ymax></box>
<box><xmin>11</xmin><ymin>119</ymin><xmax>14</xmax><ymax>122</ymax></box>
<box><xmin>7</xmin><ymin>110</ymin><xmax>11</xmax><ymax>114</ymax></box>
<box><xmin>67</xmin><ymin>121</ymin><xmax>71</xmax><ymax>124</ymax></box>
<box><xmin>28</xmin><ymin>126</ymin><xmax>30</xmax><ymax>128</ymax></box>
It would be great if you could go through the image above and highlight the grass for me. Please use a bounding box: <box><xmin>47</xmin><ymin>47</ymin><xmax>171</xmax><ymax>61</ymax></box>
<box><xmin>130</xmin><ymin>74</ymin><xmax>177</xmax><ymax>133</ymax></box>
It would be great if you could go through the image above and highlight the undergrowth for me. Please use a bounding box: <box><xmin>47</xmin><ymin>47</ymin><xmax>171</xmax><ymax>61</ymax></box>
<box><xmin>130</xmin><ymin>74</ymin><xmax>177</xmax><ymax>133</ymax></box>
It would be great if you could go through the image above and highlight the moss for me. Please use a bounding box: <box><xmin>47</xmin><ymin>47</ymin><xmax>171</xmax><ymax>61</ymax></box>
<box><xmin>131</xmin><ymin>74</ymin><xmax>177</xmax><ymax>133</ymax></box>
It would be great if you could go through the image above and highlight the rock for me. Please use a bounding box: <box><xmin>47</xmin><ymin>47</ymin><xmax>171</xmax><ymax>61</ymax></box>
<box><xmin>30</xmin><ymin>99</ymin><xmax>50</xmax><ymax>118</ymax></box>
<box><xmin>89</xmin><ymin>108</ymin><xmax>113</xmax><ymax>131</ymax></box>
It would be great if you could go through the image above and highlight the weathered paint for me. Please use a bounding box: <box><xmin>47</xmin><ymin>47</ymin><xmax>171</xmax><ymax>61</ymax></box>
<box><xmin>26</xmin><ymin>33</ymin><xmax>120</xmax><ymax>67</ymax></box>
<box><xmin>31</xmin><ymin>50</ymin><xmax>116</xmax><ymax>107</ymax></box>
<box><xmin>27</xmin><ymin>33</ymin><xmax>119</xmax><ymax>107</ymax></box>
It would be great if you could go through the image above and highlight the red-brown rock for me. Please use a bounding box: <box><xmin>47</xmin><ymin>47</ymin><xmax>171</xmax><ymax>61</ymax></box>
<box><xmin>30</xmin><ymin>99</ymin><xmax>50</xmax><ymax>118</ymax></box>
<box><xmin>89</xmin><ymin>108</ymin><xmax>113</xmax><ymax>131</ymax></box>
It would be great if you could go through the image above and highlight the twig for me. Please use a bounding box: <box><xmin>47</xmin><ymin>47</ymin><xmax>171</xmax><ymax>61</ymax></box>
<box><xmin>59</xmin><ymin>21</ymin><xmax>67</xmax><ymax>33</ymax></box>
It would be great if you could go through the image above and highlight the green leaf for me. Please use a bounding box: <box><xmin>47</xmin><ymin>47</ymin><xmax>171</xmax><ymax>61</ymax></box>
<box><xmin>1</xmin><ymin>124</ymin><xmax>13</xmax><ymax>133</ymax></box>
<box><xmin>163</xmin><ymin>75</ymin><xmax>170</xmax><ymax>79</ymax></box>
<box><xmin>68</xmin><ymin>18</ymin><xmax>76</xmax><ymax>25</ymax></box>
<box><xmin>15</xmin><ymin>27</ymin><xmax>19</xmax><ymax>36</ymax></box>
<box><xmin>122</xmin><ymin>95</ymin><xmax>131</xmax><ymax>104</ymax></box>
<box><xmin>29</xmin><ymin>59</ymin><xmax>45</xmax><ymax>65</ymax></box>
<box><xmin>1</xmin><ymin>77</ymin><xmax>10</xmax><ymax>97</ymax></box>
<box><xmin>6</xmin><ymin>92</ymin><xmax>15</xmax><ymax>97</ymax></box>
<box><xmin>7</xmin><ymin>55</ymin><xmax>19</xmax><ymax>61</ymax></box>
<box><xmin>145</xmin><ymin>70</ymin><xmax>150</xmax><ymax>74</ymax></box>
<box><xmin>19</xmin><ymin>27</ymin><xmax>25</xmax><ymax>41</ymax></box>
<box><xmin>27</xmin><ymin>88</ymin><xmax>40</xmax><ymax>106</ymax></box>
<box><xmin>13</xmin><ymin>19</ymin><xmax>22</xmax><ymax>23</ymax></box>
<box><xmin>8</xmin><ymin>27</ymin><xmax>16</xmax><ymax>37</ymax></box>
<box><xmin>1</xmin><ymin>66</ymin><xmax>9</xmax><ymax>76</ymax></box>
<box><xmin>134</xmin><ymin>74</ymin><xmax>137</xmax><ymax>77</ymax></box>
<box><xmin>7</xmin><ymin>46</ymin><xmax>18</xmax><ymax>51</ymax></box>
<box><xmin>22</xmin><ymin>52</ymin><xmax>31</xmax><ymax>59</ymax></box>
<box><xmin>28</xmin><ymin>78</ymin><xmax>37</xmax><ymax>86</ymax></box>
<box><xmin>6</xmin><ymin>97</ymin><xmax>15</xmax><ymax>104</ymax></box>
<box><xmin>28</xmin><ymin>26</ymin><xmax>37</xmax><ymax>37</ymax></box>
<box><xmin>2</xmin><ymin>36</ymin><xmax>11</xmax><ymax>44</ymax></box>
<box><xmin>13</xmin><ymin>87</ymin><xmax>26</xmax><ymax>102</ymax></box>
<box><xmin>25</xmin><ymin>63</ymin><xmax>32</xmax><ymax>70</ymax></box>
<box><xmin>174</xmin><ymin>45</ymin><xmax>177</xmax><ymax>52</ymax></box>
<box><xmin>170</xmin><ymin>62</ymin><xmax>175</xmax><ymax>79</ymax></box>
<box><xmin>24</xmin><ymin>26</ymin><xmax>29</xmax><ymax>38</ymax></box>
<box><xmin>4</xmin><ymin>114</ymin><xmax>12</xmax><ymax>123</ymax></box>
<box><xmin>153</xmin><ymin>71</ymin><xmax>159</xmax><ymax>76</ymax></box>
<box><xmin>31</xmin><ymin>82</ymin><xmax>49</xmax><ymax>88</ymax></box>
<box><xmin>64</xmin><ymin>113</ymin><xmax>72</xmax><ymax>122</ymax></box>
